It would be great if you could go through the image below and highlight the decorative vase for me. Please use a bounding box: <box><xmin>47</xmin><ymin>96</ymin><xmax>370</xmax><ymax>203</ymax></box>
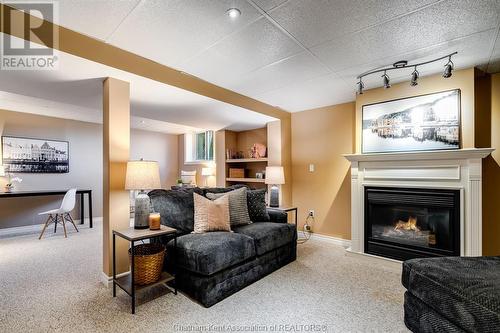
<box><xmin>4</xmin><ymin>184</ymin><xmax>13</xmax><ymax>192</ymax></box>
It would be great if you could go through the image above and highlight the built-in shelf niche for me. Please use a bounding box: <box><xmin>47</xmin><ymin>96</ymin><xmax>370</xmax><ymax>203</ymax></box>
<box><xmin>223</xmin><ymin>127</ymin><xmax>268</xmax><ymax>188</ymax></box>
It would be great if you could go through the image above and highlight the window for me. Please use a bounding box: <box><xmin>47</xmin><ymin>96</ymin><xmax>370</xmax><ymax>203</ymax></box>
<box><xmin>185</xmin><ymin>131</ymin><xmax>214</xmax><ymax>163</ymax></box>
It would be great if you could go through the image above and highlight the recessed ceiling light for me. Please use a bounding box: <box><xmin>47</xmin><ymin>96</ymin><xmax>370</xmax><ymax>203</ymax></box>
<box><xmin>226</xmin><ymin>8</ymin><xmax>241</xmax><ymax>19</ymax></box>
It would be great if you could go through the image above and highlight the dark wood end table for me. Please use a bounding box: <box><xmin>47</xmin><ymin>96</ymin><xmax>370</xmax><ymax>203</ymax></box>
<box><xmin>112</xmin><ymin>225</ymin><xmax>177</xmax><ymax>314</ymax></box>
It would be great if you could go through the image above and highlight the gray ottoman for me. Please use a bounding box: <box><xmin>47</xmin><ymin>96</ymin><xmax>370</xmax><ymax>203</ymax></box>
<box><xmin>402</xmin><ymin>256</ymin><xmax>500</xmax><ymax>332</ymax></box>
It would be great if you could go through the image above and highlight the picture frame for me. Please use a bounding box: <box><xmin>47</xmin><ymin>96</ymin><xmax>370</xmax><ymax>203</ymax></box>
<box><xmin>362</xmin><ymin>89</ymin><xmax>461</xmax><ymax>154</ymax></box>
<box><xmin>1</xmin><ymin>136</ymin><xmax>70</xmax><ymax>173</ymax></box>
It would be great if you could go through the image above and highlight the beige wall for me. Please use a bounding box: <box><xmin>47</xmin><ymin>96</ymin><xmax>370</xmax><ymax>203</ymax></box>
<box><xmin>0</xmin><ymin>109</ymin><xmax>179</xmax><ymax>229</ymax></box>
<box><xmin>130</xmin><ymin>129</ymin><xmax>178</xmax><ymax>189</ymax></box>
<box><xmin>482</xmin><ymin>73</ymin><xmax>500</xmax><ymax>255</ymax></box>
<box><xmin>291</xmin><ymin>102</ymin><xmax>355</xmax><ymax>239</ymax></box>
<box><xmin>290</xmin><ymin>67</ymin><xmax>500</xmax><ymax>254</ymax></box>
<box><xmin>355</xmin><ymin>68</ymin><xmax>475</xmax><ymax>152</ymax></box>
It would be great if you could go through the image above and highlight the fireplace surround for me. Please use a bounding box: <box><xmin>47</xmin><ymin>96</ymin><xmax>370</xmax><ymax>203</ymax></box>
<box><xmin>344</xmin><ymin>148</ymin><xmax>493</xmax><ymax>261</ymax></box>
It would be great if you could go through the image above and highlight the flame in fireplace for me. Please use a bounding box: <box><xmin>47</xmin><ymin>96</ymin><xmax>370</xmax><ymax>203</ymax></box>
<box><xmin>394</xmin><ymin>216</ymin><xmax>420</xmax><ymax>232</ymax></box>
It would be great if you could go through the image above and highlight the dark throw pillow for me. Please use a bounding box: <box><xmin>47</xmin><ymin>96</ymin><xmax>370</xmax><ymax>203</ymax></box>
<box><xmin>203</xmin><ymin>184</ymin><xmax>248</xmax><ymax>196</ymax></box>
<box><xmin>247</xmin><ymin>188</ymin><xmax>270</xmax><ymax>222</ymax></box>
<box><xmin>148</xmin><ymin>188</ymin><xmax>203</xmax><ymax>233</ymax></box>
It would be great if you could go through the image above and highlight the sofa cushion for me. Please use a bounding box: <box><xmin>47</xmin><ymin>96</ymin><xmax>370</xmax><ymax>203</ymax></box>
<box><xmin>167</xmin><ymin>232</ymin><xmax>256</xmax><ymax>276</ymax></box>
<box><xmin>247</xmin><ymin>189</ymin><xmax>270</xmax><ymax>222</ymax></box>
<box><xmin>149</xmin><ymin>188</ymin><xmax>203</xmax><ymax>232</ymax></box>
<box><xmin>233</xmin><ymin>222</ymin><xmax>296</xmax><ymax>256</ymax></box>
<box><xmin>402</xmin><ymin>256</ymin><xmax>500</xmax><ymax>333</ymax></box>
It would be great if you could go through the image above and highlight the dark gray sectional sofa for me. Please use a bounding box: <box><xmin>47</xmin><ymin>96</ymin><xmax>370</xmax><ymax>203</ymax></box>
<box><xmin>149</xmin><ymin>186</ymin><xmax>297</xmax><ymax>307</ymax></box>
<box><xmin>402</xmin><ymin>256</ymin><xmax>500</xmax><ymax>333</ymax></box>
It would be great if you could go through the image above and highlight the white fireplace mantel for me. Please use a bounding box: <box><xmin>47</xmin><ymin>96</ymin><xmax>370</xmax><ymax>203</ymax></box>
<box><xmin>344</xmin><ymin>148</ymin><xmax>494</xmax><ymax>259</ymax></box>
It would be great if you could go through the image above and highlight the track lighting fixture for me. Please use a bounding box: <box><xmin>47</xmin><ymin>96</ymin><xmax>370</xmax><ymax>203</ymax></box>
<box><xmin>355</xmin><ymin>52</ymin><xmax>457</xmax><ymax>92</ymax></box>
<box><xmin>410</xmin><ymin>67</ymin><xmax>419</xmax><ymax>86</ymax></box>
<box><xmin>357</xmin><ymin>79</ymin><xmax>364</xmax><ymax>95</ymax></box>
<box><xmin>382</xmin><ymin>72</ymin><xmax>391</xmax><ymax>89</ymax></box>
<box><xmin>443</xmin><ymin>57</ymin><xmax>454</xmax><ymax>78</ymax></box>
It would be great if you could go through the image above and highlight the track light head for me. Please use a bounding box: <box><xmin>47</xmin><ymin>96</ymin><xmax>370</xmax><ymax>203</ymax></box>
<box><xmin>357</xmin><ymin>79</ymin><xmax>364</xmax><ymax>95</ymax></box>
<box><xmin>382</xmin><ymin>72</ymin><xmax>391</xmax><ymax>89</ymax></box>
<box><xmin>410</xmin><ymin>68</ymin><xmax>419</xmax><ymax>86</ymax></box>
<box><xmin>443</xmin><ymin>58</ymin><xmax>454</xmax><ymax>78</ymax></box>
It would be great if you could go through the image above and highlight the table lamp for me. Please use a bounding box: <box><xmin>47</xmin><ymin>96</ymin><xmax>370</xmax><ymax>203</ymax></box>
<box><xmin>125</xmin><ymin>159</ymin><xmax>161</xmax><ymax>229</ymax></box>
<box><xmin>265</xmin><ymin>166</ymin><xmax>285</xmax><ymax>208</ymax></box>
<box><xmin>201</xmin><ymin>167</ymin><xmax>215</xmax><ymax>187</ymax></box>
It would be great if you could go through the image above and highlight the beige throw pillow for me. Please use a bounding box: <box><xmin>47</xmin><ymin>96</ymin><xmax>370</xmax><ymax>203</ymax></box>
<box><xmin>193</xmin><ymin>193</ymin><xmax>231</xmax><ymax>233</ymax></box>
<box><xmin>206</xmin><ymin>187</ymin><xmax>251</xmax><ymax>226</ymax></box>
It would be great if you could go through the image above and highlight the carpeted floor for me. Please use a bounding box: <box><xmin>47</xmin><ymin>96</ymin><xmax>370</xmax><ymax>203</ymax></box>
<box><xmin>0</xmin><ymin>223</ymin><xmax>408</xmax><ymax>332</ymax></box>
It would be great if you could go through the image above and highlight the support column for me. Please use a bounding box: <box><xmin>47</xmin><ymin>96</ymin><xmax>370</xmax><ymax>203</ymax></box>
<box><xmin>102</xmin><ymin>77</ymin><xmax>130</xmax><ymax>283</ymax></box>
<box><xmin>267</xmin><ymin>117</ymin><xmax>292</xmax><ymax>207</ymax></box>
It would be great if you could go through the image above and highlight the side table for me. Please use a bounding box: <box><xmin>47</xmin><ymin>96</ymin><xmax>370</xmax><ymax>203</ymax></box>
<box><xmin>112</xmin><ymin>225</ymin><xmax>177</xmax><ymax>314</ymax></box>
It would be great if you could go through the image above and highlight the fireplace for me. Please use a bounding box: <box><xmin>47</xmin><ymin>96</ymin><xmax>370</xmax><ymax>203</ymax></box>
<box><xmin>365</xmin><ymin>187</ymin><xmax>460</xmax><ymax>261</ymax></box>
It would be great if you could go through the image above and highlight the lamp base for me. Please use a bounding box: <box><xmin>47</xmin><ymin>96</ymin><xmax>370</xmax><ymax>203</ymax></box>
<box><xmin>134</xmin><ymin>191</ymin><xmax>150</xmax><ymax>229</ymax></box>
<box><xmin>269</xmin><ymin>185</ymin><xmax>280</xmax><ymax>208</ymax></box>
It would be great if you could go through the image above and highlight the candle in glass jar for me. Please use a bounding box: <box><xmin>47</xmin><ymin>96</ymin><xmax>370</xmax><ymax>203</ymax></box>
<box><xmin>149</xmin><ymin>213</ymin><xmax>161</xmax><ymax>230</ymax></box>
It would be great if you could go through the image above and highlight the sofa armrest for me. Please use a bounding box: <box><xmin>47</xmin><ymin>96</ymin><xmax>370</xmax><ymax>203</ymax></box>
<box><xmin>267</xmin><ymin>209</ymin><xmax>288</xmax><ymax>223</ymax></box>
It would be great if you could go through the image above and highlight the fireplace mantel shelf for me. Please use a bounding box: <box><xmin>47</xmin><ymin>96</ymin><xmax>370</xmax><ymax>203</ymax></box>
<box><xmin>343</xmin><ymin>148</ymin><xmax>494</xmax><ymax>163</ymax></box>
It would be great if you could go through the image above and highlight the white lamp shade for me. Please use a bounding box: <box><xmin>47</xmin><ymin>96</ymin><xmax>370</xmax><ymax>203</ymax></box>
<box><xmin>125</xmin><ymin>160</ymin><xmax>161</xmax><ymax>190</ymax></box>
<box><xmin>0</xmin><ymin>165</ymin><xmax>5</xmax><ymax>177</ymax></box>
<box><xmin>201</xmin><ymin>167</ymin><xmax>215</xmax><ymax>176</ymax></box>
<box><xmin>265</xmin><ymin>166</ymin><xmax>285</xmax><ymax>185</ymax></box>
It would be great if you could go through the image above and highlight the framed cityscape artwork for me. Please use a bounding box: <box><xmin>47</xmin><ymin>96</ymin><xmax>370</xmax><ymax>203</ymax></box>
<box><xmin>1</xmin><ymin>136</ymin><xmax>69</xmax><ymax>173</ymax></box>
<box><xmin>362</xmin><ymin>89</ymin><xmax>461</xmax><ymax>153</ymax></box>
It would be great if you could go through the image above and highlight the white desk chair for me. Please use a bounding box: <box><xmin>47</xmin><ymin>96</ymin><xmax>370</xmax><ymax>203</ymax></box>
<box><xmin>38</xmin><ymin>188</ymin><xmax>79</xmax><ymax>239</ymax></box>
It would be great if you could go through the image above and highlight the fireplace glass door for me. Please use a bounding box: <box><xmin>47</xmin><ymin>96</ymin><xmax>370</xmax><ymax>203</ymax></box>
<box><xmin>365</xmin><ymin>187</ymin><xmax>460</xmax><ymax>260</ymax></box>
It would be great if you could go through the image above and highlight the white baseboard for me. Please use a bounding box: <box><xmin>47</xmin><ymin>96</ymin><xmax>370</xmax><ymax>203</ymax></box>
<box><xmin>308</xmin><ymin>233</ymin><xmax>352</xmax><ymax>248</ymax></box>
<box><xmin>0</xmin><ymin>217</ymin><xmax>102</xmax><ymax>238</ymax></box>
<box><xmin>101</xmin><ymin>270</ymin><xmax>130</xmax><ymax>288</ymax></box>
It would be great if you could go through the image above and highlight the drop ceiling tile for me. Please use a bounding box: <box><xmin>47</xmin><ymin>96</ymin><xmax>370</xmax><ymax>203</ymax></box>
<box><xmin>8</xmin><ymin>0</ymin><xmax>142</xmax><ymax>41</ymax></box>
<box><xmin>256</xmin><ymin>74</ymin><xmax>354</xmax><ymax>112</ymax></box>
<box><xmin>312</xmin><ymin>0</ymin><xmax>500</xmax><ymax>73</ymax></box>
<box><xmin>337</xmin><ymin>29</ymin><xmax>497</xmax><ymax>89</ymax></box>
<box><xmin>226</xmin><ymin>51</ymin><xmax>330</xmax><ymax>96</ymax></box>
<box><xmin>251</xmin><ymin>0</ymin><xmax>289</xmax><ymax>11</ymax></box>
<box><xmin>179</xmin><ymin>17</ymin><xmax>303</xmax><ymax>87</ymax></box>
<box><xmin>108</xmin><ymin>0</ymin><xmax>262</xmax><ymax>67</ymax></box>
<box><xmin>267</xmin><ymin>0</ymin><xmax>439</xmax><ymax>48</ymax></box>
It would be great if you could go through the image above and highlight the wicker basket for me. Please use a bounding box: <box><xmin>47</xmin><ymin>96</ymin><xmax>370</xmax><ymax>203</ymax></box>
<box><xmin>128</xmin><ymin>243</ymin><xmax>165</xmax><ymax>285</ymax></box>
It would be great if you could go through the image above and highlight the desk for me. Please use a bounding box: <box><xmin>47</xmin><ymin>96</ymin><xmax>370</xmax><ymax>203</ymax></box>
<box><xmin>0</xmin><ymin>189</ymin><xmax>93</xmax><ymax>228</ymax></box>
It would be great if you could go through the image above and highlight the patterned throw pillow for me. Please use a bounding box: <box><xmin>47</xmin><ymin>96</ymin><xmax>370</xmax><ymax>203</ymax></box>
<box><xmin>193</xmin><ymin>193</ymin><xmax>231</xmax><ymax>233</ymax></box>
<box><xmin>206</xmin><ymin>187</ymin><xmax>251</xmax><ymax>226</ymax></box>
<box><xmin>247</xmin><ymin>188</ymin><xmax>270</xmax><ymax>222</ymax></box>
